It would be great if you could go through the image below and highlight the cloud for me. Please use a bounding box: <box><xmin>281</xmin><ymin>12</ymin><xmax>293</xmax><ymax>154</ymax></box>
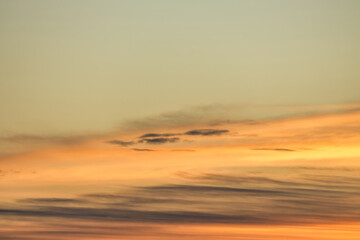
<box><xmin>120</xmin><ymin>129</ymin><xmax>230</xmax><ymax>147</ymax></box>
<box><xmin>3</xmin><ymin>167</ymin><xmax>360</xmax><ymax>227</ymax></box>
<box><xmin>253</xmin><ymin>148</ymin><xmax>296</xmax><ymax>152</ymax></box>
<box><xmin>141</xmin><ymin>184</ymin><xmax>290</xmax><ymax>196</ymax></box>
<box><xmin>121</xmin><ymin>103</ymin><xmax>360</xmax><ymax>132</ymax></box>
<box><xmin>18</xmin><ymin>198</ymin><xmax>85</xmax><ymax>204</ymax></box>
<box><xmin>178</xmin><ymin>172</ymin><xmax>293</xmax><ymax>185</ymax></box>
<box><xmin>0</xmin><ymin>224</ymin><xmax>168</xmax><ymax>240</ymax></box>
<box><xmin>138</xmin><ymin>137</ymin><xmax>180</xmax><ymax>145</ymax></box>
<box><xmin>132</xmin><ymin>148</ymin><xmax>155</xmax><ymax>152</ymax></box>
<box><xmin>106</xmin><ymin>140</ymin><xmax>135</xmax><ymax>146</ymax></box>
<box><xmin>130</xmin><ymin>129</ymin><xmax>229</xmax><ymax>145</ymax></box>
<box><xmin>1</xmin><ymin>105</ymin><xmax>360</xmax><ymax>239</ymax></box>
<box><xmin>0</xmin><ymin>207</ymin><xmax>272</xmax><ymax>226</ymax></box>
<box><xmin>184</xmin><ymin>129</ymin><xmax>229</xmax><ymax>136</ymax></box>
<box><xmin>120</xmin><ymin>104</ymin><xmax>238</xmax><ymax>130</ymax></box>
<box><xmin>139</xmin><ymin>133</ymin><xmax>180</xmax><ymax>138</ymax></box>
<box><xmin>4</xmin><ymin>104</ymin><xmax>360</xmax><ymax>158</ymax></box>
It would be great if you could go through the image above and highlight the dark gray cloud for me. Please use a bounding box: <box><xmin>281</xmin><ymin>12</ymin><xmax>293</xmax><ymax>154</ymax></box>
<box><xmin>139</xmin><ymin>129</ymin><xmax>229</xmax><ymax>139</ymax></box>
<box><xmin>106</xmin><ymin>140</ymin><xmax>135</xmax><ymax>146</ymax></box>
<box><xmin>106</xmin><ymin>128</ymin><xmax>229</xmax><ymax>148</ymax></box>
<box><xmin>138</xmin><ymin>137</ymin><xmax>180</xmax><ymax>145</ymax></box>
<box><xmin>184</xmin><ymin>129</ymin><xmax>229</xmax><ymax>136</ymax></box>
<box><xmin>139</xmin><ymin>133</ymin><xmax>179</xmax><ymax>138</ymax></box>
<box><xmin>132</xmin><ymin>148</ymin><xmax>154</xmax><ymax>152</ymax></box>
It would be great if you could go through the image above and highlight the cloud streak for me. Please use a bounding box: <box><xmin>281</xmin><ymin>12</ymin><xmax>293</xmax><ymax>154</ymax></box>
<box><xmin>138</xmin><ymin>137</ymin><xmax>180</xmax><ymax>145</ymax></box>
<box><xmin>105</xmin><ymin>140</ymin><xmax>135</xmax><ymax>146</ymax></box>
<box><xmin>184</xmin><ymin>129</ymin><xmax>229</xmax><ymax>136</ymax></box>
<box><xmin>253</xmin><ymin>148</ymin><xmax>296</xmax><ymax>152</ymax></box>
<box><xmin>139</xmin><ymin>133</ymin><xmax>180</xmax><ymax>138</ymax></box>
<box><xmin>3</xmin><ymin>167</ymin><xmax>360</xmax><ymax>227</ymax></box>
<box><xmin>131</xmin><ymin>148</ymin><xmax>155</xmax><ymax>152</ymax></box>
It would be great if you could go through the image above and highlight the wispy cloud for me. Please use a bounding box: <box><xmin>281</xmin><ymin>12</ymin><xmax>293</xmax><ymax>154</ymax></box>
<box><xmin>138</xmin><ymin>137</ymin><xmax>180</xmax><ymax>145</ymax></box>
<box><xmin>1</xmin><ymin>158</ymin><xmax>360</xmax><ymax>240</ymax></box>
<box><xmin>3</xmin><ymin>167</ymin><xmax>360</xmax><ymax>226</ymax></box>
<box><xmin>139</xmin><ymin>133</ymin><xmax>180</xmax><ymax>138</ymax></box>
<box><xmin>253</xmin><ymin>148</ymin><xmax>296</xmax><ymax>152</ymax></box>
<box><xmin>105</xmin><ymin>140</ymin><xmax>135</xmax><ymax>146</ymax></box>
<box><xmin>131</xmin><ymin>148</ymin><xmax>155</xmax><ymax>152</ymax></box>
<box><xmin>17</xmin><ymin>198</ymin><xmax>86</xmax><ymax>204</ymax></box>
<box><xmin>184</xmin><ymin>129</ymin><xmax>229</xmax><ymax>136</ymax></box>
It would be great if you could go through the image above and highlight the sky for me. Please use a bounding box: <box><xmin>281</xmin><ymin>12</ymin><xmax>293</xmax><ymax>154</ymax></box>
<box><xmin>0</xmin><ymin>0</ymin><xmax>360</xmax><ymax>239</ymax></box>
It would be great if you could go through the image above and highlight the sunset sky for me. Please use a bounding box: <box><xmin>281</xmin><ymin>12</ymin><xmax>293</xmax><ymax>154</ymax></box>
<box><xmin>1</xmin><ymin>1</ymin><xmax>360</xmax><ymax>239</ymax></box>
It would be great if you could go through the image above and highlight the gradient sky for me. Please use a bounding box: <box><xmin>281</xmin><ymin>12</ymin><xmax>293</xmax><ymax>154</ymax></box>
<box><xmin>1</xmin><ymin>0</ymin><xmax>360</xmax><ymax>135</ymax></box>
<box><xmin>1</xmin><ymin>1</ymin><xmax>360</xmax><ymax>239</ymax></box>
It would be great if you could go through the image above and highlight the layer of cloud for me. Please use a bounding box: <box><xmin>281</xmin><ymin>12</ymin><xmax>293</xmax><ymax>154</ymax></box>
<box><xmin>2</xmin><ymin>104</ymin><xmax>359</xmax><ymax>159</ymax></box>
<box><xmin>0</xmin><ymin>104</ymin><xmax>359</xmax><ymax>240</ymax></box>
<box><xmin>3</xmin><ymin>167</ymin><xmax>360</xmax><ymax>226</ymax></box>
<box><xmin>2</xmin><ymin>166</ymin><xmax>360</xmax><ymax>239</ymax></box>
